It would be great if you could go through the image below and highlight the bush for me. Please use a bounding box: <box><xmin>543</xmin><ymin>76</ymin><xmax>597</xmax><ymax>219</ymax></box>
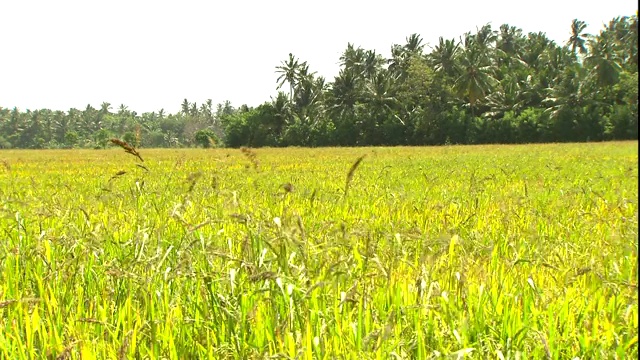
<box><xmin>194</xmin><ymin>129</ymin><xmax>219</xmax><ymax>148</ymax></box>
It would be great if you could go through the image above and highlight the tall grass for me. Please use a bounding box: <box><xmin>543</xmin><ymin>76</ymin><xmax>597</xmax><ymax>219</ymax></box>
<box><xmin>0</xmin><ymin>142</ymin><xmax>637</xmax><ymax>359</ymax></box>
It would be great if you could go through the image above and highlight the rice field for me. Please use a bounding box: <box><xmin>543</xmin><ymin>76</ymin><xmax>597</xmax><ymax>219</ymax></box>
<box><xmin>0</xmin><ymin>142</ymin><xmax>637</xmax><ymax>359</ymax></box>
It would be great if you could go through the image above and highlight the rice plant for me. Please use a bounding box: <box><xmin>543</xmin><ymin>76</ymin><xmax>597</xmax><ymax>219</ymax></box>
<box><xmin>0</xmin><ymin>142</ymin><xmax>637</xmax><ymax>359</ymax></box>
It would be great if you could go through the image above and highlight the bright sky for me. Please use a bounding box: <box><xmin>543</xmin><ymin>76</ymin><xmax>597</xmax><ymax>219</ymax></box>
<box><xmin>1</xmin><ymin>0</ymin><xmax>636</xmax><ymax>114</ymax></box>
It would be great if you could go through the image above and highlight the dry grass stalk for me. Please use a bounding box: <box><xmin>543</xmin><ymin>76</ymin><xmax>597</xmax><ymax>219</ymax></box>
<box><xmin>248</xmin><ymin>271</ymin><xmax>277</xmax><ymax>282</ymax></box>
<box><xmin>118</xmin><ymin>331</ymin><xmax>133</xmax><ymax>360</ymax></box>
<box><xmin>0</xmin><ymin>299</ymin><xmax>17</xmax><ymax>308</ymax></box>
<box><xmin>76</xmin><ymin>318</ymin><xmax>109</xmax><ymax>326</ymax></box>
<box><xmin>538</xmin><ymin>332</ymin><xmax>552</xmax><ymax>359</ymax></box>
<box><xmin>53</xmin><ymin>339</ymin><xmax>80</xmax><ymax>360</ymax></box>
<box><xmin>134</xmin><ymin>124</ymin><xmax>142</xmax><ymax>148</ymax></box>
<box><xmin>55</xmin><ymin>346</ymin><xmax>72</xmax><ymax>360</ymax></box>
<box><xmin>0</xmin><ymin>298</ymin><xmax>41</xmax><ymax>308</ymax></box>
<box><xmin>186</xmin><ymin>172</ymin><xmax>203</xmax><ymax>193</ymax></box>
<box><xmin>109</xmin><ymin>170</ymin><xmax>127</xmax><ymax>181</ymax></box>
<box><xmin>240</xmin><ymin>147</ymin><xmax>259</xmax><ymax>170</ymax></box>
<box><xmin>110</xmin><ymin>138</ymin><xmax>144</xmax><ymax>162</ymax></box>
<box><xmin>344</xmin><ymin>154</ymin><xmax>366</xmax><ymax>198</ymax></box>
<box><xmin>188</xmin><ymin>219</ymin><xmax>212</xmax><ymax>233</ymax></box>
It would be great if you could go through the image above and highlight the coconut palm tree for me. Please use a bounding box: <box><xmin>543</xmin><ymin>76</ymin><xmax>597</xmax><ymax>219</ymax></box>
<box><xmin>496</xmin><ymin>24</ymin><xmax>524</xmax><ymax>56</ymax></box>
<box><xmin>329</xmin><ymin>68</ymin><xmax>363</xmax><ymax>115</ymax></box>
<box><xmin>567</xmin><ymin>19</ymin><xmax>590</xmax><ymax>56</ymax></box>
<box><xmin>276</xmin><ymin>53</ymin><xmax>303</xmax><ymax>101</ymax></box>
<box><xmin>428</xmin><ymin>37</ymin><xmax>460</xmax><ymax>79</ymax></box>
<box><xmin>404</xmin><ymin>33</ymin><xmax>425</xmax><ymax>54</ymax></box>
<box><xmin>521</xmin><ymin>32</ymin><xmax>554</xmax><ymax>70</ymax></box>
<box><xmin>585</xmin><ymin>32</ymin><xmax>622</xmax><ymax>87</ymax></box>
<box><xmin>454</xmin><ymin>45</ymin><xmax>497</xmax><ymax>116</ymax></box>
<box><xmin>339</xmin><ymin>43</ymin><xmax>365</xmax><ymax>73</ymax></box>
<box><xmin>473</xmin><ymin>24</ymin><xmax>498</xmax><ymax>53</ymax></box>
<box><xmin>100</xmin><ymin>102</ymin><xmax>112</xmax><ymax>115</ymax></box>
<box><xmin>362</xmin><ymin>50</ymin><xmax>384</xmax><ymax>80</ymax></box>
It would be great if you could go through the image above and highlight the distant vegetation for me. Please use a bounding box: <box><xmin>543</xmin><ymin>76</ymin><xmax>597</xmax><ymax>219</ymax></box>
<box><xmin>0</xmin><ymin>15</ymin><xmax>637</xmax><ymax>149</ymax></box>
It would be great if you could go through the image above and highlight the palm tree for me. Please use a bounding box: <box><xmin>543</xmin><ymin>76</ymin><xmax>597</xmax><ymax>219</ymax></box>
<box><xmin>201</xmin><ymin>99</ymin><xmax>214</xmax><ymax>122</ymax></box>
<box><xmin>83</xmin><ymin>104</ymin><xmax>100</xmax><ymax>134</ymax></box>
<box><xmin>100</xmin><ymin>102</ymin><xmax>112</xmax><ymax>115</ymax></box>
<box><xmin>362</xmin><ymin>50</ymin><xmax>384</xmax><ymax>80</ymax></box>
<box><xmin>339</xmin><ymin>43</ymin><xmax>365</xmax><ymax>73</ymax></box>
<box><xmin>567</xmin><ymin>19</ymin><xmax>589</xmax><ymax>56</ymax></box>
<box><xmin>330</xmin><ymin>68</ymin><xmax>363</xmax><ymax>114</ymax></box>
<box><xmin>364</xmin><ymin>70</ymin><xmax>399</xmax><ymax>113</ymax></box>
<box><xmin>51</xmin><ymin>110</ymin><xmax>68</xmax><ymax>143</ymax></box>
<box><xmin>584</xmin><ymin>32</ymin><xmax>622</xmax><ymax>87</ymax></box>
<box><xmin>276</xmin><ymin>53</ymin><xmax>303</xmax><ymax>101</ymax></box>
<box><xmin>543</xmin><ymin>64</ymin><xmax>589</xmax><ymax>119</ymax></box>
<box><xmin>428</xmin><ymin>37</ymin><xmax>460</xmax><ymax>79</ymax></box>
<box><xmin>361</xmin><ymin>69</ymin><xmax>401</xmax><ymax>144</ymax></box>
<box><xmin>291</xmin><ymin>63</ymin><xmax>318</xmax><ymax>108</ymax></box>
<box><xmin>97</xmin><ymin>102</ymin><xmax>112</xmax><ymax>134</ymax></box>
<box><xmin>527</xmin><ymin>44</ymin><xmax>574</xmax><ymax>108</ymax></box>
<box><xmin>181</xmin><ymin>99</ymin><xmax>190</xmax><ymax>115</ymax></box>
<box><xmin>495</xmin><ymin>24</ymin><xmax>528</xmax><ymax>71</ymax></box>
<box><xmin>603</xmin><ymin>14</ymin><xmax>638</xmax><ymax>71</ymax></box>
<box><xmin>189</xmin><ymin>102</ymin><xmax>198</xmax><ymax>117</ymax></box>
<box><xmin>388</xmin><ymin>35</ymin><xmax>425</xmax><ymax>80</ymax></box>
<box><xmin>292</xmin><ymin>72</ymin><xmax>316</xmax><ymax>111</ymax></box>
<box><xmin>629</xmin><ymin>13</ymin><xmax>638</xmax><ymax>70</ymax></box>
<box><xmin>496</xmin><ymin>24</ymin><xmax>523</xmax><ymax>56</ymax></box>
<box><xmin>473</xmin><ymin>24</ymin><xmax>498</xmax><ymax>53</ymax></box>
<box><xmin>388</xmin><ymin>44</ymin><xmax>408</xmax><ymax>77</ymax></box>
<box><xmin>404</xmin><ymin>33</ymin><xmax>425</xmax><ymax>54</ymax></box>
<box><xmin>454</xmin><ymin>46</ymin><xmax>497</xmax><ymax>116</ymax></box>
<box><xmin>482</xmin><ymin>74</ymin><xmax>526</xmax><ymax>119</ymax></box>
<box><xmin>271</xmin><ymin>91</ymin><xmax>293</xmax><ymax>134</ymax></box>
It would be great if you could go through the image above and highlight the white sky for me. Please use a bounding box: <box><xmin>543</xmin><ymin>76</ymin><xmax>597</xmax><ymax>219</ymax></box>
<box><xmin>1</xmin><ymin>0</ymin><xmax>637</xmax><ymax>114</ymax></box>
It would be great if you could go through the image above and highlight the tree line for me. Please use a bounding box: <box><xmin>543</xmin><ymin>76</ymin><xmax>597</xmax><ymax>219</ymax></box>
<box><xmin>0</xmin><ymin>14</ymin><xmax>637</xmax><ymax>149</ymax></box>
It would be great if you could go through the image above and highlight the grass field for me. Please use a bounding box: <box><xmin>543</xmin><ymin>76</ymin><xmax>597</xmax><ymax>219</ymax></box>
<box><xmin>0</xmin><ymin>142</ymin><xmax>637</xmax><ymax>359</ymax></box>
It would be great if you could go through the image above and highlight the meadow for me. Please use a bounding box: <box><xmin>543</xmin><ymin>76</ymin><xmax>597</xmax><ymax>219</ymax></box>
<box><xmin>0</xmin><ymin>142</ymin><xmax>637</xmax><ymax>359</ymax></box>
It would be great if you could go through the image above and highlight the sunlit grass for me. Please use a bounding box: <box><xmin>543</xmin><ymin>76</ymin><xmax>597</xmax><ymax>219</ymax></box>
<box><xmin>0</xmin><ymin>142</ymin><xmax>637</xmax><ymax>359</ymax></box>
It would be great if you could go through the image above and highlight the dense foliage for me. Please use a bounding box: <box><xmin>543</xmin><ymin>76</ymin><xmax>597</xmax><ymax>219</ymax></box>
<box><xmin>1</xmin><ymin>15</ymin><xmax>637</xmax><ymax>148</ymax></box>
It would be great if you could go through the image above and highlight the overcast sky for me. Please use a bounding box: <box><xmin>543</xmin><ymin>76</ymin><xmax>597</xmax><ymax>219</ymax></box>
<box><xmin>1</xmin><ymin>0</ymin><xmax>636</xmax><ymax>114</ymax></box>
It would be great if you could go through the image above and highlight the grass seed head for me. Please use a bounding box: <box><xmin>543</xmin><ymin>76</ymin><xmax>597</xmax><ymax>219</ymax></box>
<box><xmin>110</xmin><ymin>138</ymin><xmax>144</xmax><ymax>162</ymax></box>
<box><xmin>345</xmin><ymin>154</ymin><xmax>366</xmax><ymax>197</ymax></box>
<box><xmin>118</xmin><ymin>331</ymin><xmax>133</xmax><ymax>360</ymax></box>
<box><xmin>109</xmin><ymin>170</ymin><xmax>127</xmax><ymax>181</ymax></box>
<box><xmin>186</xmin><ymin>172</ymin><xmax>203</xmax><ymax>192</ymax></box>
<box><xmin>240</xmin><ymin>146</ymin><xmax>259</xmax><ymax>170</ymax></box>
<box><xmin>282</xmin><ymin>183</ymin><xmax>294</xmax><ymax>193</ymax></box>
